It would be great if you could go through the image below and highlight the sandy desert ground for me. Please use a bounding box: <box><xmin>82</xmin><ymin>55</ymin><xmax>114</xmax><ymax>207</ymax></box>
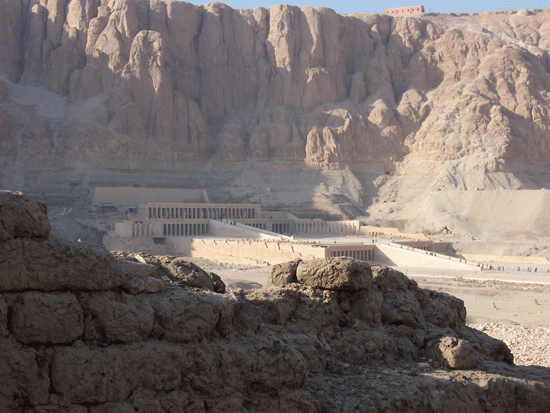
<box><xmin>186</xmin><ymin>256</ymin><xmax>550</xmax><ymax>368</ymax></box>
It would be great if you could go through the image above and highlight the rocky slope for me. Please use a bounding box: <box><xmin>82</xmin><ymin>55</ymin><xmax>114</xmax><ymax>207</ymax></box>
<box><xmin>1</xmin><ymin>1</ymin><xmax>550</xmax><ymax>236</ymax></box>
<box><xmin>1</xmin><ymin>190</ymin><xmax>550</xmax><ymax>412</ymax></box>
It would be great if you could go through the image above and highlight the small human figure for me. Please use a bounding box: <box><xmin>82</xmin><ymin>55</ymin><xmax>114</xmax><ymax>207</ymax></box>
<box><xmin>535</xmin><ymin>299</ymin><xmax>539</xmax><ymax>305</ymax></box>
<box><xmin>493</xmin><ymin>302</ymin><xmax>498</xmax><ymax>310</ymax></box>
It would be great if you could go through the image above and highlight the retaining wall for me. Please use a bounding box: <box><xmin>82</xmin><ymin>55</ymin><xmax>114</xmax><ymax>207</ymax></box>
<box><xmin>169</xmin><ymin>238</ymin><xmax>325</xmax><ymax>265</ymax></box>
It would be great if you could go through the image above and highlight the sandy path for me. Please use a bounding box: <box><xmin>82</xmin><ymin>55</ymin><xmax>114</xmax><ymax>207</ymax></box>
<box><xmin>411</xmin><ymin>276</ymin><xmax>550</xmax><ymax>326</ymax></box>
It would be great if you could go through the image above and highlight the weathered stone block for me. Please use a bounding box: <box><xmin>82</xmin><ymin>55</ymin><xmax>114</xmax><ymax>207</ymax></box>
<box><xmin>0</xmin><ymin>294</ymin><xmax>8</xmax><ymax>337</ymax></box>
<box><xmin>81</xmin><ymin>291</ymin><xmax>154</xmax><ymax>343</ymax></box>
<box><xmin>245</xmin><ymin>288</ymin><xmax>299</xmax><ymax>325</ymax></box>
<box><xmin>33</xmin><ymin>405</ymin><xmax>88</xmax><ymax>413</ymax></box>
<box><xmin>296</xmin><ymin>258</ymin><xmax>372</xmax><ymax>291</ymax></box>
<box><xmin>381</xmin><ymin>291</ymin><xmax>426</xmax><ymax>329</ymax></box>
<box><xmin>267</xmin><ymin>258</ymin><xmax>301</xmax><ymax>286</ymax></box>
<box><xmin>11</xmin><ymin>292</ymin><xmax>83</xmax><ymax>343</ymax></box>
<box><xmin>348</xmin><ymin>289</ymin><xmax>384</xmax><ymax>327</ymax></box>
<box><xmin>0</xmin><ymin>238</ymin><xmax>156</xmax><ymax>292</ymax></box>
<box><xmin>89</xmin><ymin>403</ymin><xmax>135</xmax><ymax>413</ymax></box>
<box><xmin>123</xmin><ymin>276</ymin><xmax>164</xmax><ymax>295</ymax></box>
<box><xmin>0</xmin><ymin>80</ymin><xmax>8</xmax><ymax>103</ymax></box>
<box><xmin>52</xmin><ymin>343</ymin><xmax>189</xmax><ymax>404</ymax></box>
<box><xmin>0</xmin><ymin>349</ymin><xmax>50</xmax><ymax>411</ymax></box>
<box><xmin>372</xmin><ymin>266</ymin><xmax>415</xmax><ymax>292</ymax></box>
<box><xmin>429</xmin><ymin>336</ymin><xmax>478</xmax><ymax>370</ymax></box>
<box><xmin>0</xmin><ymin>190</ymin><xmax>50</xmax><ymax>241</ymax></box>
<box><xmin>420</xmin><ymin>289</ymin><xmax>466</xmax><ymax>328</ymax></box>
<box><xmin>164</xmin><ymin>257</ymin><xmax>215</xmax><ymax>290</ymax></box>
<box><xmin>190</xmin><ymin>338</ymin><xmax>308</xmax><ymax>396</ymax></box>
<box><xmin>149</xmin><ymin>290</ymin><xmax>221</xmax><ymax>342</ymax></box>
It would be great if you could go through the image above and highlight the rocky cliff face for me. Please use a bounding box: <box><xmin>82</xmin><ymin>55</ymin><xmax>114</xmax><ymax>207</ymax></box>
<box><xmin>2</xmin><ymin>190</ymin><xmax>550</xmax><ymax>412</ymax></box>
<box><xmin>1</xmin><ymin>1</ymin><xmax>550</xmax><ymax>237</ymax></box>
<box><xmin>0</xmin><ymin>1</ymin><xmax>549</xmax><ymax>174</ymax></box>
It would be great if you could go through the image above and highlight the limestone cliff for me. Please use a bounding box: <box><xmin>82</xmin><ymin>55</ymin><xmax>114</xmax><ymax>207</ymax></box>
<box><xmin>1</xmin><ymin>1</ymin><xmax>549</xmax><ymax>171</ymax></box>
<box><xmin>1</xmin><ymin>1</ymin><xmax>550</xmax><ymax>236</ymax></box>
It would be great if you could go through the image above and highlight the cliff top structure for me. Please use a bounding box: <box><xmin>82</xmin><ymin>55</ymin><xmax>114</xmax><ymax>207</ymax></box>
<box><xmin>385</xmin><ymin>5</ymin><xmax>425</xmax><ymax>15</ymax></box>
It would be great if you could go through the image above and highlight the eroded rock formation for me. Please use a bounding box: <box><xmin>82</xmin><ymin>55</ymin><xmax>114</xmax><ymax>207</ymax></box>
<box><xmin>2</xmin><ymin>2</ymin><xmax>550</xmax><ymax>238</ymax></box>
<box><xmin>0</xmin><ymin>1</ymin><xmax>549</xmax><ymax>174</ymax></box>
<box><xmin>1</xmin><ymin>190</ymin><xmax>549</xmax><ymax>412</ymax></box>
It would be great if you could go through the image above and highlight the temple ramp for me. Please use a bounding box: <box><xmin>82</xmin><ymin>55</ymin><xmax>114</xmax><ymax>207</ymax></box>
<box><xmin>207</xmin><ymin>219</ymin><xmax>290</xmax><ymax>240</ymax></box>
<box><xmin>375</xmin><ymin>242</ymin><xmax>477</xmax><ymax>271</ymax></box>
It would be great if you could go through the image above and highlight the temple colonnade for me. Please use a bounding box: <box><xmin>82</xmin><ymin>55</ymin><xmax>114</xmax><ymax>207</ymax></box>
<box><xmin>162</xmin><ymin>222</ymin><xmax>208</xmax><ymax>236</ymax></box>
<box><xmin>131</xmin><ymin>222</ymin><xmax>152</xmax><ymax>238</ymax></box>
<box><xmin>325</xmin><ymin>246</ymin><xmax>374</xmax><ymax>261</ymax></box>
<box><xmin>147</xmin><ymin>204</ymin><xmax>258</xmax><ymax>220</ymax></box>
<box><xmin>293</xmin><ymin>220</ymin><xmax>359</xmax><ymax>235</ymax></box>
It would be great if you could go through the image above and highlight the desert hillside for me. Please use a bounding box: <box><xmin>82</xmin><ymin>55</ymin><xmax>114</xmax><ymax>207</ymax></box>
<box><xmin>0</xmin><ymin>1</ymin><xmax>550</xmax><ymax>238</ymax></box>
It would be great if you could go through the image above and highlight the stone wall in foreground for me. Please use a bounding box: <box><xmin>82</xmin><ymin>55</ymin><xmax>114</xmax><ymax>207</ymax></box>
<box><xmin>1</xmin><ymin>190</ymin><xmax>550</xmax><ymax>412</ymax></box>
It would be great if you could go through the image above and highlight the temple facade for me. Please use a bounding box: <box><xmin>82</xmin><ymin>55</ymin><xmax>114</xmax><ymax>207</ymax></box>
<box><xmin>324</xmin><ymin>244</ymin><xmax>376</xmax><ymax>261</ymax></box>
<box><xmin>110</xmin><ymin>200</ymin><xmax>362</xmax><ymax>239</ymax></box>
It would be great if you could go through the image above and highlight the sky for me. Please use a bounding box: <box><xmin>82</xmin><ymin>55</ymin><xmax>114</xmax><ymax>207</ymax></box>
<box><xmin>181</xmin><ymin>0</ymin><xmax>549</xmax><ymax>15</ymax></box>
